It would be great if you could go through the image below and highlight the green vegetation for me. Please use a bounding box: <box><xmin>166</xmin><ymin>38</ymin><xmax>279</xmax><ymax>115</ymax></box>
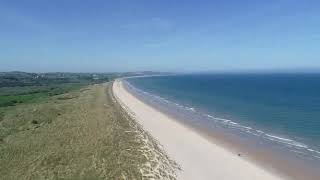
<box><xmin>0</xmin><ymin>72</ymin><xmax>178</xmax><ymax>179</ymax></box>
<box><xmin>0</xmin><ymin>72</ymin><xmax>116</xmax><ymax>108</ymax></box>
<box><xmin>0</xmin><ymin>84</ymin><xmax>86</xmax><ymax>107</ymax></box>
<box><xmin>0</xmin><ymin>71</ymin><xmax>166</xmax><ymax>108</ymax></box>
<box><xmin>0</xmin><ymin>71</ymin><xmax>115</xmax><ymax>87</ymax></box>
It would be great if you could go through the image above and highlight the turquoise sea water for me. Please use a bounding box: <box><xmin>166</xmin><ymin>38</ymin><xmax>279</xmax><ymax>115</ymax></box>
<box><xmin>126</xmin><ymin>74</ymin><xmax>320</xmax><ymax>163</ymax></box>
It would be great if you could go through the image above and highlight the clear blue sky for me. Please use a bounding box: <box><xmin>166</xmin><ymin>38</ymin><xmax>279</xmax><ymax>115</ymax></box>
<box><xmin>0</xmin><ymin>0</ymin><xmax>319</xmax><ymax>72</ymax></box>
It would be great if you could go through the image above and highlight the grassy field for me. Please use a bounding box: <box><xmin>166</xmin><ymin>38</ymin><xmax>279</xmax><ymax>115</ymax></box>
<box><xmin>0</xmin><ymin>82</ymin><xmax>179</xmax><ymax>179</ymax></box>
<box><xmin>0</xmin><ymin>72</ymin><xmax>114</xmax><ymax>108</ymax></box>
<box><xmin>0</xmin><ymin>84</ymin><xmax>86</xmax><ymax>107</ymax></box>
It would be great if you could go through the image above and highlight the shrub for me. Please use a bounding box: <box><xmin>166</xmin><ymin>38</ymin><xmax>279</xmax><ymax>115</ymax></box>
<box><xmin>31</xmin><ymin>120</ymin><xmax>39</xmax><ymax>124</ymax></box>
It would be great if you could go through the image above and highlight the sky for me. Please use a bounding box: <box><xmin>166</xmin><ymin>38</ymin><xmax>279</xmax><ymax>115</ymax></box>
<box><xmin>0</xmin><ymin>0</ymin><xmax>320</xmax><ymax>72</ymax></box>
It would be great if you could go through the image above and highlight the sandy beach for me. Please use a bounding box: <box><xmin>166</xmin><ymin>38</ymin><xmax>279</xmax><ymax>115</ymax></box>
<box><xmin>113</xmin><ymin>79</ymin><xmax>285</xmax><ymax>180</ymax></box>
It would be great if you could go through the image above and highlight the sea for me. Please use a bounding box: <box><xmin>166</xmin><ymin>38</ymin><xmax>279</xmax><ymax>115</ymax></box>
<box><xmin>124</xmin><ymin>73</ymin><xmax>320</xmax><ymax>177</ymax></box>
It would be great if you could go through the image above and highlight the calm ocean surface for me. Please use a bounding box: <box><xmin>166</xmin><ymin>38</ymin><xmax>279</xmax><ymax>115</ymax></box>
<box><xmin>126</xmin><ymin>73</ymin><xmax>320</xmax><ymax>163</ymax></box>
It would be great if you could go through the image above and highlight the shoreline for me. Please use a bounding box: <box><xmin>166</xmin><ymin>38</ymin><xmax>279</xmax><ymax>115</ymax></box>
<box><xmin>122</xmin><ymin>79</ymin><xmax>320</xmax><ymax>180</ymax></box>
<box><xmin>113</xmin><ymin>79</ymin><xmax>285</xmax><ymax>180</ymax></box>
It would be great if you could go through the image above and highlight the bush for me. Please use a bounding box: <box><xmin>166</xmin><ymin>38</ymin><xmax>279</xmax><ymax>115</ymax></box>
<box><xmin>31</xmin><ymin>120</ymin><xmax>39</xmax><ymax>124</ymax></box>
<box><xmin>11</xmin><ymin>100</ymin><xmax>18</xmax><ymax>104</ymax></box>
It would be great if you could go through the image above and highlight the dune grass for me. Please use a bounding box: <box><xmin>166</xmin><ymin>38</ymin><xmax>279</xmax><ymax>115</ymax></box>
<box><xmin>0</xmin><ymin>83</ymin><xmax>178</xmax><ymax>179</ymax></box>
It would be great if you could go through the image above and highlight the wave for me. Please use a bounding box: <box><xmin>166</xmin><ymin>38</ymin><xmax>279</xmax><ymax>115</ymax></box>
<box><xmin>124</xmin><ymin>80</ymin><xmax>320</xmax><ymax>161</ymax></box>
<box><xmin>265</xmin><ymin>134</ymin><xmax>308</xmax><ymax>149</ymax></box>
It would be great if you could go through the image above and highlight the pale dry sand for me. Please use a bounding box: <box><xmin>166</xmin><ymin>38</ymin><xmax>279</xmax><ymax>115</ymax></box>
<box><xmin>113</xmin><ymin>80</ymin><xmax>285</xmax><ymax>180</ymax></box>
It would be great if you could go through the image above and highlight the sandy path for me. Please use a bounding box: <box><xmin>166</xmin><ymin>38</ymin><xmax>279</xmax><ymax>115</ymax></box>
<box><xmin>113</xmin><ymin>80</ymin><xmax>285</xmax><ymax>180</ymax></box>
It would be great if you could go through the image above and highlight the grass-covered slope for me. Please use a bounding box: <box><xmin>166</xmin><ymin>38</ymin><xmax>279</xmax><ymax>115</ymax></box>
<box><xmin>0</xmin><ymin>83</ymin><xmax>179</xmax><ymax>179</ymax></box>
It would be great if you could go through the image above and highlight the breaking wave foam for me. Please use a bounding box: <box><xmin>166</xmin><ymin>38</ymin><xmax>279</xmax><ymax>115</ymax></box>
<box><xmin>124</xmin><ymin>80</ymin><xmax>320</xmax><ymax>161</ymax></box>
